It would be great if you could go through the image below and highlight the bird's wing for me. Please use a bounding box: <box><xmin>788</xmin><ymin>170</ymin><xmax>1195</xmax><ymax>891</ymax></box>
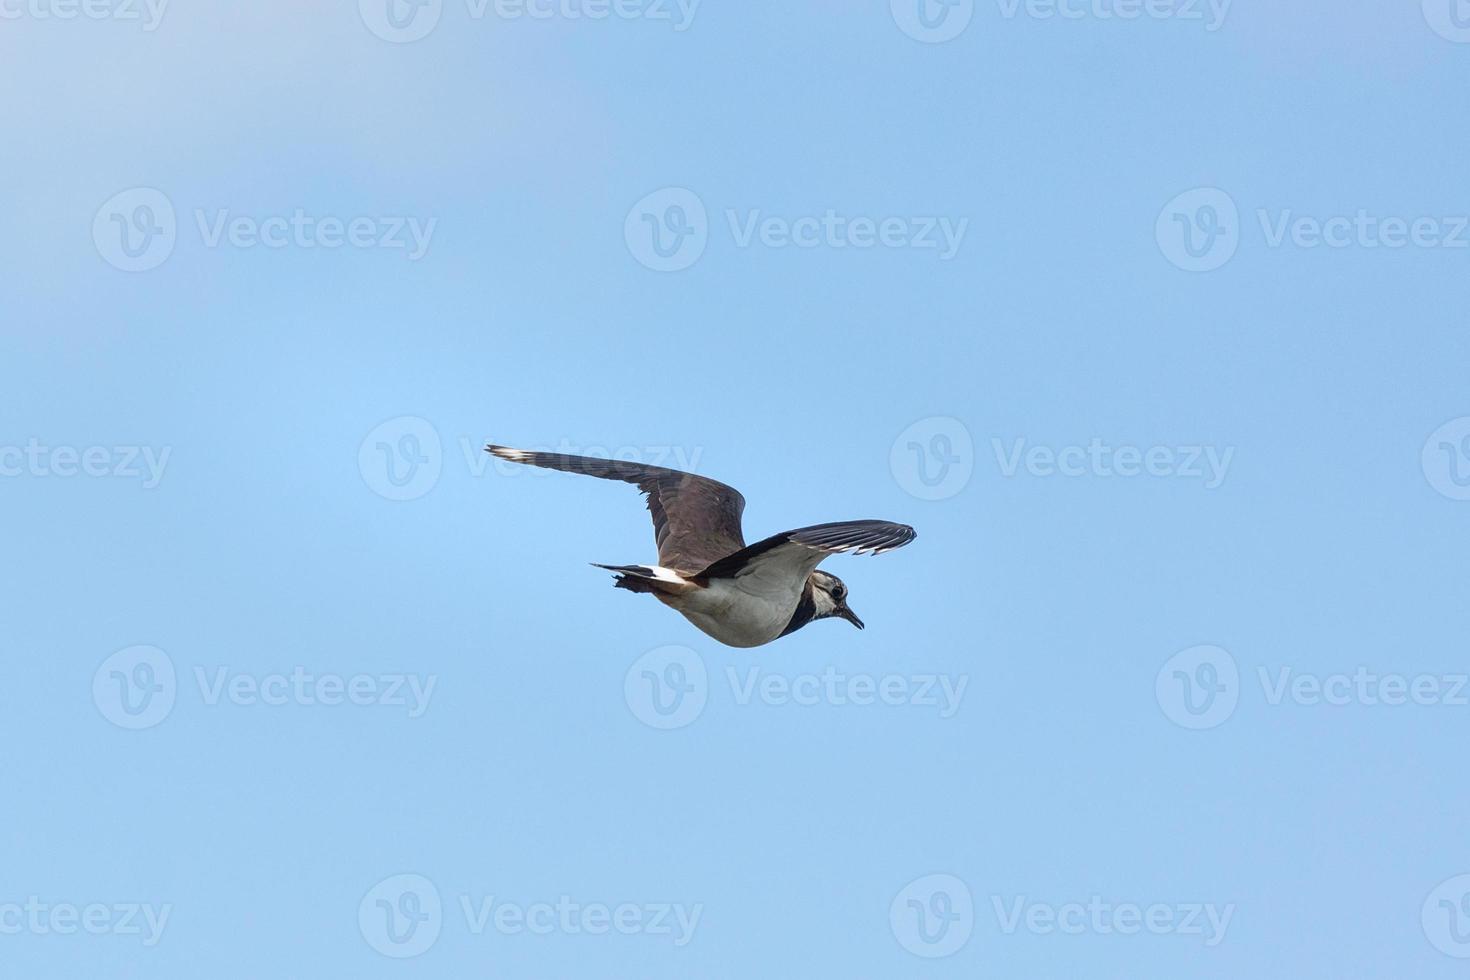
<box><xmin>696</xmin><ymin>520</ymin><xmax>916</xmax><ymax>594</ymax></box>
<box><xmin>485</xmin><ymin>444</ymin><xmax>747</xmax><ymax>573</ymax></box>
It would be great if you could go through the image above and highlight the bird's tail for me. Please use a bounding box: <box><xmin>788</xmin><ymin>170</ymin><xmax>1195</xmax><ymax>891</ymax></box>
<box><xmin>590</xmin><ymin>563</ymin><xmax>695</xmax><ymax>596</ymax></box>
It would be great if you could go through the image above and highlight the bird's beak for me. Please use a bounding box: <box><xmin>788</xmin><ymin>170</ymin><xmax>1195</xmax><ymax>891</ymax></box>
<box><xmin>836</xmin><ymin>604</ymin><xmax>864</xmax><ymax>630</ymax></box>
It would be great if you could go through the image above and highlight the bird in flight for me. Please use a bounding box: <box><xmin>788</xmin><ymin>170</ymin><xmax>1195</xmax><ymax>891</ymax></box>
<box><xmin>485</xmin><ymin>444</ymin><xmax>916</xmax><ymax>648</ymax></box>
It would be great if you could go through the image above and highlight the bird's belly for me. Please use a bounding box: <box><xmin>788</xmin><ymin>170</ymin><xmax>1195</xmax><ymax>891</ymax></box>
<box><xmin>668</xmin><ymin>579</ymin><xmax>799</xmax><ymax>649</ymax></box>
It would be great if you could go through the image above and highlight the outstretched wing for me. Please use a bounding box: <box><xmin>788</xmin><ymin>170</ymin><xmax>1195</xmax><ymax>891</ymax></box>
<box><xmin>485</xmin><ymin>444</ymin><xmax>747</xmax><ymax>574</ymax></box>
<box><xmin>697</xmin><ymin>519</ymin><xmax>916</xmax><ymax>588</ymax></box>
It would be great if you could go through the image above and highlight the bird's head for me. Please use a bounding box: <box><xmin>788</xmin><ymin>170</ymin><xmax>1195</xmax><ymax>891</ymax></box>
<box><xmin>809</xmin><ymin>570</ymin><xmax>863</xmax><ymax>630</ymax></box>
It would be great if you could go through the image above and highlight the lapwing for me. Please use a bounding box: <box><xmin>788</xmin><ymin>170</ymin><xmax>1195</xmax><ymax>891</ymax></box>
<box><xmin>485</xmin><ymin>444</ymin><xmax>916</xmax><ymax>648</ymax></box>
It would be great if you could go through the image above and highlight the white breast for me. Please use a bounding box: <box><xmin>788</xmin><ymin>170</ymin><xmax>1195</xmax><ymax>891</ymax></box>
<box><xmin>667</xmin><ymin>577</ymin><xmax>803</xmax><ymax>648</ymax></box>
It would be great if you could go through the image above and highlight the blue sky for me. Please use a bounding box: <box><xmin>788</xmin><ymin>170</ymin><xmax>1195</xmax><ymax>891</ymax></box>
<box><xmin>4</xmin><ymin>1</ymin><xmax>1470</xmax><ymax>976</ymax></box>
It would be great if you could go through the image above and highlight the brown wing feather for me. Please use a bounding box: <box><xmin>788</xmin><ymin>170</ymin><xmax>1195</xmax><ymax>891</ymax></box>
<box><xmin>485</xmin><ymin>445</ymin><xmax>746</xmax><ymax>574</ymax></box>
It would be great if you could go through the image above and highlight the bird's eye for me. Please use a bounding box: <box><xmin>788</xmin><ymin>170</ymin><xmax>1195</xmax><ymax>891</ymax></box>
<box><xmin>833</xmin><ymin>586</ymin><xmax>845</xmax><ymax>599</ymax></box>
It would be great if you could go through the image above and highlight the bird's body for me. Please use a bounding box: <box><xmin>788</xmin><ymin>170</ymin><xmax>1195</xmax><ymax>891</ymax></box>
<box><xmin>607</xmin><ymin>568</ymin><xmax>798</xmax><ymax>648</ymax></box>
<box><xmin>485</xmin><ymin>444</ymin><xmax>915</xmax><ymax>647</ymax></box>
